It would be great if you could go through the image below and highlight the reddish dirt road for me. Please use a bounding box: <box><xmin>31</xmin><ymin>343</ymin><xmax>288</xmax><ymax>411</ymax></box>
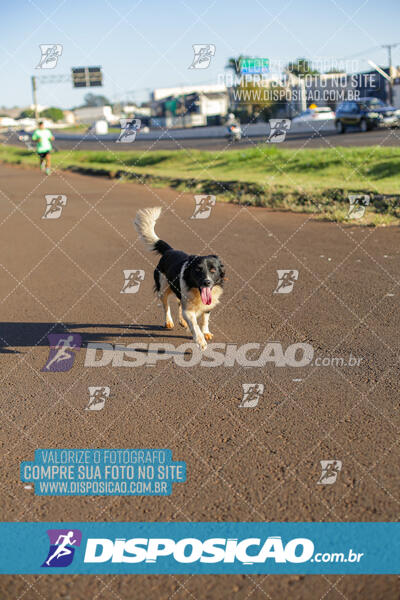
<box><xmin>0</xmin><ymin>163</ymin><xmax>399</xmax><ymax>599</ymax></box>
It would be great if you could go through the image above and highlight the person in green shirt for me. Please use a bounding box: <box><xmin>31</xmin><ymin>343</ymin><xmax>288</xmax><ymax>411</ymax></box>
<box><xmin>31</xmin><ymin>121</ymin><xmax>55</xmax><ymax>175</ymax></box>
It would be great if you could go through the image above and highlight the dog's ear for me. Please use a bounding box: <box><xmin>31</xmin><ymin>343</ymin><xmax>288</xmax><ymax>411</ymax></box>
<box><xmin>210</xmin><ymin>255</ymin><xmax>225</xmax><ymax>281</ymax></box>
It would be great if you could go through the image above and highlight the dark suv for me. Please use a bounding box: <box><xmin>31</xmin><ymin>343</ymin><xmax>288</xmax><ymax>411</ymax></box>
<box><xmin>335</xmin><ymin>97</ymin><xmax>400</xmax><ymax>133</ymax></box>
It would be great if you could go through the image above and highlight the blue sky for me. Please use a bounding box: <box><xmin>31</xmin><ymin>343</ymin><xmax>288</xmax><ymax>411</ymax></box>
<box><xmin>1</xmin><ymin>0</ymin><xmax>399</xmax><ymax>109</ymax></box>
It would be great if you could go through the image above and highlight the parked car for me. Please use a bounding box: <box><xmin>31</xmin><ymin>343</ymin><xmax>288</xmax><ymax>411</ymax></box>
<box><xmin>292</xmin><ymin>106</ymin><xmax>335</xmax><ymax>123</ymax></box>
<box><xmin>362</xmin><ymin>97</ymin><xmax>400</xmax><ymax>128</ymax></box>
<box><xmin>335</xmin><ymin>97</ymin><xmax>400</xmax><ymax>133</ymax></box>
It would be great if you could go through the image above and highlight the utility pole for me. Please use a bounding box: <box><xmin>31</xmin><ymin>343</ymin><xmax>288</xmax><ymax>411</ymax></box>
<box><xmin>29</xmin><ymin>73</ymin><xmax>71</xmax><ymax>122</ymax></box>
<box><xmin>31</xmin><ymin>75</ymin><xmax>39</xmax><ymax>121</ymax></box>
<box><xmin>381</xmin><ymin>43</ymin><xmax>399</xmax><ymax>104</ymax></box>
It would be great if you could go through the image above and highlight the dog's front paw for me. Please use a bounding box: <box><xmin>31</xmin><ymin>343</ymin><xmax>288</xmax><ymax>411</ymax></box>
<box><xmin>196</xmin><ymin>335</ymin><xmax>207</xmax><ymax>351</ymax></box>
<box><xmin>179</xmin><ymin>317</ymin><xmax>188</xmax><ymax>329</ymax></box>
<box><xmin>204</xmin><ymin>332</ymin><xmax>213</xmax><ymax>341</ymax></box>
<box><xmin>165</xmin><ymin>320</ymin><xmax>174</xmax><ymax>329</ymax></box>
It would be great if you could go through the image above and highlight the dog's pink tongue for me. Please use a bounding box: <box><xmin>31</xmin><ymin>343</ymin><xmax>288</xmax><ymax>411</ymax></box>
<box><xmin>200</xmin><ymin>287</ymin><xmax>212</xmax><ymax>305</ymax></box>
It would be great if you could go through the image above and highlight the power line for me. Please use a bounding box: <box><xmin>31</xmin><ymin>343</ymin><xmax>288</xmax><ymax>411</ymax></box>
<box><xmin>337</xmin><ymin>45</ymin><xmax>382</xmax><ymax>61</ymax></box>
<box><xmin>337</xmin><ymin>43</ymin><xmax>400</xmax><ymax>62</ymax></box>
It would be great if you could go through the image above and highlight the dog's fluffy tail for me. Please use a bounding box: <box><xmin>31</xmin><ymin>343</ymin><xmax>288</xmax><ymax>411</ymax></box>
<box><xmin>134</xmin><ymin>207</ymin><xmax>172</xmax><ymax>255</ymax></box>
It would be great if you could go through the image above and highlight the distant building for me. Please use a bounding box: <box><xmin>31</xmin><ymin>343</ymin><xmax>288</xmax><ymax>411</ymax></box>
<box><xmin>150</xmin><ymin>84</ymin><xmax>229</xmax><ymax>128</ymax></box>
<box><xmin>0</xmin><ymin>107</ymin><xmax>22</xmax><ymax>118</ymax></box>
<box><xmin>122</xmin><ymin>104</ymin><xmax>151</xmax><ymax>117</ymax></box>
<box><xmin>0</xmin><ymin>116</ymin><xmax>18</xmax><ymax>127</ymax></box>
<box><xmin>63</xmin><ymin>110</ymin><xmax>75</xmax><ymax>125</ymax></box>
<box><xmin>73</xmin><ymin>105</ymin><xmax>116</xmax><ymax>124</ymax></box>
<box><xmin>294</xmin><ymin>67</ymin><xmax>400</xmax><ymax>112</ymax></box>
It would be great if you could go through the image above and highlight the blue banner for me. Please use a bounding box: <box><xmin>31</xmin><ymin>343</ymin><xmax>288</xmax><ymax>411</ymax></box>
<box><xmin>0</xmin><ymin>522</ymin><xmax>398</xmax><ymax>574</ymax></box>
<box><xmin>20</xmin><ymin>449</ymin><xmax>186</xmax><ymax>496</ymax></box>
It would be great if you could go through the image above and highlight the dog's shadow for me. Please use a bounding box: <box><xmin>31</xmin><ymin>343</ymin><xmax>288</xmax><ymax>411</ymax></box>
<box><xmin>0</xmin><ymin>322</ymin><xmax>191</xmax><ymax>353</ymax></box>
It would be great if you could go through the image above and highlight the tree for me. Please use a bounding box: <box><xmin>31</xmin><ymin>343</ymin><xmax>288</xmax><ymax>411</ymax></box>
<box><xmin>225</xmin><ymin>55</ymin><xmax>250</xmax><ymax>75</ymax></box>
<box><xmin>40</xmin><ymin>107</ymin><xmax>64</xmax><ymax>122</ymax></box>
<box><xmin>19</xmin><ymin>109</ymin><xmax>35</xmax><ymax>119</ymax></box>
<box><xmin>84</xmin><ymin>93</ymin><xmax>110</xmax><ymax>107</ymax></box>
<box><xmin>325</xmin><ymin>68</ymin><xmax>345</xmax><ymax>74</ymax></box>
<box><xmin>234</xmin><ymin>81</ymin><xmax>286</xmax><ymax>121</ymax></box>
<box><xmin>285</xmin><ymin>58</ymin><xmax>319</xmax><ymax>77</ymax></box>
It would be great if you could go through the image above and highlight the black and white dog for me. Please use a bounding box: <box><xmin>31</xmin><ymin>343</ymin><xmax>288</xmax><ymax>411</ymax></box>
<box><xmin>134</xmin><ymin>207</ymin><xmax>225</xmax><ymax>350</ymax></box>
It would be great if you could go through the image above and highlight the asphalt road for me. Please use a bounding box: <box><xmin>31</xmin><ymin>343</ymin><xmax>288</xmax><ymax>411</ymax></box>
<box><xmin>3</xmin><ymin>124</ymin><xmax>400</xmax><ymax>152</ymax></box>
<box><xmin>0</xmin><ymin>163</ymin><xmax>399</xmax><ymax>599</ymax></box>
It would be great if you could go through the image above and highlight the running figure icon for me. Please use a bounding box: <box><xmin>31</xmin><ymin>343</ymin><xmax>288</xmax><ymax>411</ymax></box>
<box><xmin>120</xmin><ymin>269</ymin><xmax>145</xmax><ymax>294</ymax></box>
<box><xmin>41</xmin><ymin>528</ymin><xmax>82</xmax><ymax>568</ymax></box>
<box><xmin>267</xmin><ymin>119</ymin><xmax>291</xmax><ymax>143</ymax></box>
<box><xmin>317</xmin><ymin>460</ymin><xmax>342</xmax><ymax>485</ymax></box>
<box><xmin>45</xmin><ymin>531</ymin><xmax>77</xmax><ymax>566</ymax></box>
<box><xmin>44</xmin><ymin>335</ymin><xmax>74</xmax><ymax>371</ymax></box>
<box><xmin>42</xmin><ymin>194</ymin><xmax>67</xmax><ymax>219</ymax></box>
<box><xmin>191</xmin><ymin>195</ymin><xmax>216</xmax><ymax>219</ymax></box>
<box><xmin>188</xmin><ymin>44</ymin><xmax>216</xmax><ymax>69</ymax></box>
<box><xmin>42</xmin><ymin>333</ymin><xmax>82</xmax><ymax>372</ymax></box>
<box><xmin>274</xmin><ymin>270</ymin><xmax>299</xmax><ymax>294</ymax></box>
<box><xmin>36</xmin><ymin>44</ymin><xmax>63</xmax><ymax>69</ymax></box>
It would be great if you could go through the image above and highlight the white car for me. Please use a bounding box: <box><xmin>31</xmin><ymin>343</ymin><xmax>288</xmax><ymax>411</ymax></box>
<box><xmin>292</xmin><ymin>107</ymin><xmax>335</xmax><ymax>123</ymax></box>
